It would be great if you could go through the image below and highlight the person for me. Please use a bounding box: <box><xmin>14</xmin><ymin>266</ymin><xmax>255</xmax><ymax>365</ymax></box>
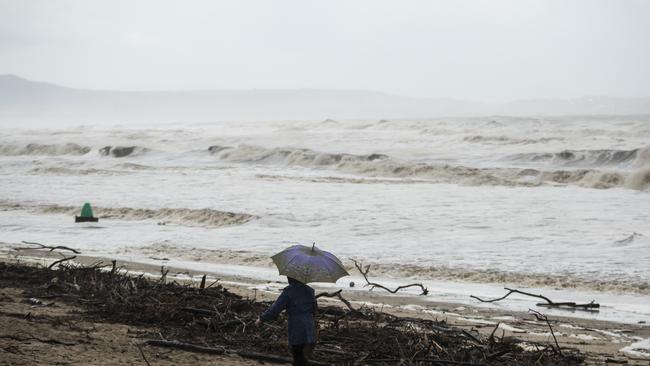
<box><xmin>255</xmin><ymin>277</ymin><xmax>317</xmax><ymax>366</ymax></box>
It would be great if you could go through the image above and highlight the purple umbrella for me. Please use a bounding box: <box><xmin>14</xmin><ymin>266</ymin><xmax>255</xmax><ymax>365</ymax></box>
<box><xmin>271</xmin><ymin>244</ymin><xmax>349</xmax><ymax>284</ymax></box>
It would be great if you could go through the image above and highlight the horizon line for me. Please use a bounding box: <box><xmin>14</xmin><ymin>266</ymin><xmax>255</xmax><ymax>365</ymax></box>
<box><xmin>2</xmin><ymin>74</ymin><xmax>649</xmax><ymax>104</ymax></box>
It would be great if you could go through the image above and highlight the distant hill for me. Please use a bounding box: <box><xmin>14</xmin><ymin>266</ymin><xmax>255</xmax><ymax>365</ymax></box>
<box><xmin>1</xmin><ymin>74</ymin><xmax>649</xmax><ymax>125</ymax></box>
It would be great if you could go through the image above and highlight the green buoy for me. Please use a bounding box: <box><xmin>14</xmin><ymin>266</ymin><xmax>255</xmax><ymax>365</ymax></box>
<box><xmin>75</xmin><ymin>202</ymin><xmax>98</xmax><ymax>223</ymax></box>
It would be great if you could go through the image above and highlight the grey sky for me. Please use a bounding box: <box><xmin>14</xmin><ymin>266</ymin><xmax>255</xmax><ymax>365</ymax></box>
<box><xmin>0</xmin><ymin>0</ymin><xmax>649</xmax><ymax>101</ymax></box>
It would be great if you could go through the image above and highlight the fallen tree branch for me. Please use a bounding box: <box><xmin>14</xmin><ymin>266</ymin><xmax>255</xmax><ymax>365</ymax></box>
<box><xmin>350</xmin><ymin>259</ymin><xmax>428</xmax><ymax>295</ymax></box>
<box><xmin>528</xmin><ymin>309</ymin><xmax>562</xmax><ymax>356</ymax></box>
<box><xmin>315</xmin><ymin>289</ymin><xmax>355</xmax><ymax>312</ymax></box>
<box><xmin>144</xmin><ymin>339</ymin><xmax>225</xmax><ymax>354</ymax></box>
<box><xmin>470</xmin><ymin>287</ymin><xmax>599</xmax><ymax>310</ymax></box>
<box><xmin>182</xmin><ymin>307</ymin><xmax>216</xmax><ymax>317</ymax></box>
<box><xmin>1</xmin><ymin>260</ymin><xmax>583</xmax><ymax>365</ymax></box>
<box><xmin>48</xmin><ymin>256</ymin><xmax>77</xmax><ymax>269</ymax></box>
<box><xmin>17</xmin><ymin>241</ymin><xmax>81</xmax><ymax>254</ymax></box>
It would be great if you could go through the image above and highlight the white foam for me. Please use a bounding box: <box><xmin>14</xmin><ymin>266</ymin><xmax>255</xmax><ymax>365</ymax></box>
<box><xmin>569</xmin><ymin>334</ymin><xmax>601</xmax><ymax>341</ymax></box>
<box><xmin>620</xmin><ymin>338</ymin><xmax>650</xmax><ymax>359</ymax></box>
<box><xmin>498</xmin><ymin>323</ymin><xmax>527</xmax><ymax>333</ymax></box>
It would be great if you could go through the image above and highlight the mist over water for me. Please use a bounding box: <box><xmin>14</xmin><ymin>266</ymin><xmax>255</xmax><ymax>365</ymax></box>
<box><xmin>1</xmin><ymin>115</ymin><xmax>649</xmax><ymax>302</ymax></box>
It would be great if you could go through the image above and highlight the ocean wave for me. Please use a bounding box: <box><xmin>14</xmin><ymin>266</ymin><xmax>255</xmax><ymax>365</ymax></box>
<box><xmin>28</xmin><ymin>167</ymin><xmax>127</xmax><ymax>176</ymax></box>
<box><xmin>0</xmin><ymin>203</ymin><xmax>255</xmax><ymax>227</ymax></box>
<box><xmin>614</xmin><ymin>232</ymin><xmax>644</xmax><ymax>246</ymax></box>
<box><xmin>209</xmin><ymin>144</ymin><xmax>650</xmax><ymax>190</ymax></box>
<box><xmin>0</xmin><ymin>143</ymin><xmax>91</xmax><ymax>156</ymax></box>
<box><xmin>463</xmin><ymin>135</ymin><xmax>565</xmax><ymax>145</ymax></box>
<box><xmin>98</xmin><ymin>146</ymin><xmax>149</xmax><ymax>158</ymax></box>
<box><xmin>131</xmin><ymin>245</ymin><xmax>650</xmax><ymax>295</ymax></box>
<box><xmin>509</xmin><ymin>147</ymin><xmax>650</xmax><ymax>167</ymax></box>
<box><xmin>255</xmin><ymin>174</ymin><xmax>431</xmax><ymax>184</ymax></box>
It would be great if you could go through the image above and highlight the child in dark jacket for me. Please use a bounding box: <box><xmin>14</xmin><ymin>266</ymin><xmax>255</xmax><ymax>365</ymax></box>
<box><xmin>256</xmin><ymin>277</ymin><xmax>317</xmax><ymax>366</ymax></box>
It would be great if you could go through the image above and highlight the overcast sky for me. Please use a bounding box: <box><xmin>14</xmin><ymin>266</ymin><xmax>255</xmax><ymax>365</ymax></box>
<box><xmin>0</xmin><ymin>0</ymin><xmax>649</xmax><ymax>101</ymax></box>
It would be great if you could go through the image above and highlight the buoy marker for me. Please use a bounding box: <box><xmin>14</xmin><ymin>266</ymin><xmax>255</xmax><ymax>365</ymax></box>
<box><xmin>75</xmin><ymin>202</ymin><xmax>99</xmax><ymax>223</ymax></box>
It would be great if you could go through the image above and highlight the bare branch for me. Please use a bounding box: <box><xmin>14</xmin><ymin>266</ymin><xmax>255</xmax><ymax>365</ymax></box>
<box><xmin>528</xmin><ymin>309</ymin><xmax>562</xmax><ymax>356</ymax></box>
<box><xmin>18</xmin><ymin>241</ymin><xmax>81</xmax><ymax>254</ymax></box>
<box><xmin>350</xmin><ymin>259</ymin><xmax>428</xmax><ymax>295</ymax></box>
<box><xmin>144</xmin><ymin>339</ymin><xmax>225</xmax><ymax>354</ymax></box>
<box><xmin>135</xmin><ymin>342</ymin><xmax>151</xmax><ymax>366</ymax></box>
<box><xmin>316</xmin><ymin>289</ymin><xmax>355</xmax><ymax>312</ymax></box>
<box><xmin>470</xmin><ymin>287</ymin><xmax>599</xmax><ymax>310</ymax></box>
<box><xmin>48</xmin><ymin>256</ymin><xmax>77</xmax><ymax>269</ymax></box>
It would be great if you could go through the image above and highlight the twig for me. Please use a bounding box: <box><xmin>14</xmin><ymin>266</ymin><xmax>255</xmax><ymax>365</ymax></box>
<box><xmin>48</xmin><ymin>256</ymin><xmax>77</xmax><ymax>269</ymax></box>
<box><xmin>160</xmin><ymin>266</ymin><xmax>169</xmax><ymax>283</ymax></box>
<box><xmin>488</xmin><ymin>322</ymin><xmax>501</xmax><ymax>343</ymax></box>
<box><xmin>350</xmin><ymin>259</ymin><xmax>428</xmax><ymax>295</ymax></box>
<box><xmin>528</xmin><ymin>309</ymin><xmax>562</xmax><ymax>356</ymax></box>
<box><xmin>316</xmin><ymin>289</ymin><xmax>355</xmax><ymax>312</ymax></box>
<box><xmin>182</xmin><ymin>307</ymin><xmax>216</xmax><ymax>317</ymax></box>
<box><xmin>17</xmin><ymin>241</ymin><xmax>81</xmax><ymax>254</ymax></box>
<box><xmin>470</xmin><ymin>287</ymin><xmax>599</xmax><ymax>310</ymax></box>
<box><xmin>135</xmin><ymin>342</ymin><xmax>151</xmax><ymax>366</ymax></box>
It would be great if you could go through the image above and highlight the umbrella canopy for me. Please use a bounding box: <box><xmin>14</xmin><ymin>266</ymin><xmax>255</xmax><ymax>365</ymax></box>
<box><xmin>271</xmin><ymin>244</ymin><xmax>349</xmax><ymax>284</ymax></box>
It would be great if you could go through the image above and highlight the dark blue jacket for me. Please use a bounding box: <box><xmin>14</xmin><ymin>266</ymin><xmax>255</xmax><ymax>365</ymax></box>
<box><xmin>260</xmin><ymin>278</ymin><xmax>317</xmax><ymax>345</ymax></box>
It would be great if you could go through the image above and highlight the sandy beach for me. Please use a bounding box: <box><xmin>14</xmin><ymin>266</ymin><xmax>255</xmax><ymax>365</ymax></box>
<box><xmin>2</xmin><ymin>248</ymin><xmax>649</xmax><ymax>365</ymax></box>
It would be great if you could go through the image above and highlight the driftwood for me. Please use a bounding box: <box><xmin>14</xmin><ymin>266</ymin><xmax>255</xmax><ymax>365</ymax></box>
<box><xmin>351</xmin><ymin>259</ymin><xmax>429</xmax><ymax>295</ymax></box>
<box><xmin>315</xmin><ymin>289</ymin><xmax>355</xmax><ymax>312</ymax></box>
<box><xmin>145</xmin><ymin>339</ymin><xmax>225</xmax><ymax>354</ymax></box>
<box><xmin>528</xmin><ymin>309</ymin><xmax>562</xmax><ymax>355</ymax></box>
<box><xmin>16</xmin><ymin>241</ymin><xmax>81</xmax><ymax>254</ymax></box>
<box><xmin>48</xmin><ymin>256</ymin><xmax>77</xmax><ymax>269</ymax></box>
<box><xmin>135</xmin><ymin>342</ymin><xmax>152</xmax><ymax>366</ymax></box>
<box><xmin>470</xmin><ymin>287</ymin><xmax>599</xmax><ymax>310</ymax></box>
<box><xmin>0</xmin><ymin>261</ymin><xmax>585</xmax><ymax>365</ymax></box>
<box><xmin>182</xmin><ymin>307</ymin><xmax>215</xmax><ymax>317</ymax></box>
<box><xmin>160</xmin><ymin>266</ymin><xmax>169</xmax><ymax>283</ymax></box>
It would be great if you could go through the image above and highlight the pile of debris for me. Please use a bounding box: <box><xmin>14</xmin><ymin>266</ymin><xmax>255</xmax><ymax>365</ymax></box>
<box><xmin>0</xmin><ymin>261</ymin><xmax>585</xmax><ymax>365</ymax></box>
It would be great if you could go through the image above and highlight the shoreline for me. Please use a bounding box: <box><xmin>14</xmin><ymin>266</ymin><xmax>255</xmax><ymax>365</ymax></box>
<box><xmin>2</xmin><ymin>249</ymin><xmax>650</xmax><ymax>363</ymax></box>
<box><xmin>4</xmin><ymin>242</ymin><xmax>650</xmax><ymax>325</ymax></box>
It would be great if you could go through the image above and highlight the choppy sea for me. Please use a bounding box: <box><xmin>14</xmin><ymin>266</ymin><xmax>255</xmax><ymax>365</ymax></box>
<box><xmin>1</xmin><ymin>115</ymin><xmax>649</xmax><ymax>323</ymax></box>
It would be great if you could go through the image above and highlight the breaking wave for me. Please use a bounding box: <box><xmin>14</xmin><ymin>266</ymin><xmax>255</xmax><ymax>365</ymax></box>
<box><xmin>98</xmin><ymin>145</ymin><xmax>149</xmax><ymax>158</ymax></box>
<box><xmin>509</xmin><ymin>147</ymin><xmax>650</xmax><ymax>167</ymax></box>
<box><xmin>209</xmin><ymin>144</ymin><xmax>650</xmax><ymax>190</ymax></box>
<box><xmin>463</xmin><ymin>135</ymin><xmax>565</xmax><ymax>145</ymax></box>
<box><xmin>0</xmin><ymin>203</ymin><xmax>255</xmax><ymax>227</ymax></box>
<box><xmin>0</xmin><ymin>143</ymin><xmax>91</xmax><ymax>156</ymax></box>
<box><xmin>28</xmin><ymin>167</ymin><xmax>127</xmax><ymax>176</ymax></box>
